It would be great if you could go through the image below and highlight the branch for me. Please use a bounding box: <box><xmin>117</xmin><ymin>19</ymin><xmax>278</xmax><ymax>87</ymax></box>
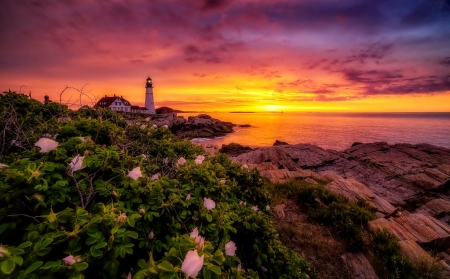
<box><xmin>8</xmin><ymin>214</ymin><xmax>40</xmax><ymax>223</ymax></box>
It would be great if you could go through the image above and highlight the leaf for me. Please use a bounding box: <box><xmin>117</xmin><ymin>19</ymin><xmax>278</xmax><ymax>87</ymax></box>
<box><xmin>126</xmin><ymin>230</ymin><xmax>138</xmax><ymax>239</ymax></box>
<box><xmin>206</xmin><ymin>214</ymin><xmax>212</xmax><ymax>222</ymax></box>
<box><xmin>75</xmin><ymin>262</ymin><xmax>88</xmax><ymax>272</ymax></box>
<box><xmin>94</xmin><ymin>242</ymin><xmax>107</xmax><ymax>249</ymax></box>
<box><xmin>127</xmin><ymin>218</ymin><xmax>135</xmax><ymax>227</ymax></box>
<box><xmin>40</xmin><ymin>238</ymin><xmax>53</xmax><ymax>249</ymax></box>
<box><xmin>1</xmin><ymin>260</ymin><xmax>15</xmax><ymax>274</ymax></box>
<box><xmin>207</xmin><ymin>266</ymin><xmax>221</xmax><ymax>275</ymax></box>
<box><xmin>12</xmin><ymin>256</ymin><xmax>23</xmax><ymax>266</ymax></box>
<box><xmin>41</xmin><ymin>260</ymin><xmax>61</xmax><ymax>270</ymax></box>
<box><xmin>138</xmin><ymin>259</ymin><xmax>147</xmax><ymax>269</ymax></box>
<box><xmin>37</xmin><ymin>247</ymin><xmax>52</xmax><ymax>256</ymax></box>
<box><xmin>23</xmin><ymin>261</ymin><xmax>43</xmax><ymax>276</ymax></box>
<box><xmin>158</xmin><ymin>261</ymin><xmax>174</xmax><ymax>272</ymax></box>
<box><xmin>85</xmin><ymin>237</ymin><xmax>97</xmax><ymax>245</ymax></box>
<box><xmin>212</xmin><ymin>250</ymin><xmax>225</xmax><ymax>265</ymax></box>
<box><xmin>0</xmin><ymin>224</ymin><xmax>8</xmax><ymax>235</ymax></box>
<box><xmin>91</xmin><ymin>249</ymin><xmax>103</xmax><ymax>257</ymax></box>
<box><xmin>159</xmin><ymin>271</ymin><xmax>176</xmax><ymax>279</ymax></box>
<box><xmin>203</xmin><ymin>268</ymin><xmax>211</xmax><ymax>279</ymax></box>
<box><xmin>17</xmin><ymin>241</ymin><xmax>32</xmax><ymax>249</ymax></box>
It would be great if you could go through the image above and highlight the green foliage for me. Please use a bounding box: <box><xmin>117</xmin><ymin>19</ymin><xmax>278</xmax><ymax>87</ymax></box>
<box><xmin>268</xmin><ymin>179</ymin><xmax>375</xmax><ymax>251</ymax></box>
<box><xmin>369</xmin><ymin>229</ymin><xmax>416</xmax><ymax>279</ymax></box>
<box><xmin>0</xmin><ymin>92</ymin><xmax>311</xmax><ymax>278</ymax></box>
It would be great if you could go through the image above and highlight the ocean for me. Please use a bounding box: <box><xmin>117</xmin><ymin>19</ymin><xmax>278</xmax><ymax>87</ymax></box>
<box><xmin>179</xmin><ymin>112</ymin><xmax>450</xmax><ymax>151</ymax></box>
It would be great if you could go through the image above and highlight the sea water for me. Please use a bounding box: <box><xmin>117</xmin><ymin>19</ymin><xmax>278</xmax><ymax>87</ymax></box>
<box><xmin>180</xmin><ymin>112</ymin><xmax>450</xmax><ymax>151</ymax></box>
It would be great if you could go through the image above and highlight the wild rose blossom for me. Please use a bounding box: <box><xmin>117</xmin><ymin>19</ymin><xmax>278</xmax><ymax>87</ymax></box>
<box><xmin>195</xmin><ymin>158</ymin><xmax>203</xmax><ymax>164</ymax></box>
<box><xmin>243</xmin><ymin>164</ymin><xmax>248</xmax><ymax>169</ymax></box>
<box><xmin>0</xmin><ymin>163</ymin><xmax>8</xmax><ymax>169</ymax></box>
<box><xmin>0</xmin><ymin>246</ymin><xmax>9</xmax><ymax>257</ymax></box>
<box><xmin>139</xmin><ymin>208</ymin><xmax>145</xmax><ymax>214</ymax></box>
<box><xmin>163</xmin><ymin>125</ymin><xmax>168</xmax><ymax>128</ymax></box>
<box><xmin>63</xmin><ymin>255</ymin><xmax>77</xmax><ymax>266</ymax></box>
<box><xmin>190</xmin><ymin>227</ymin><xmax>199</xmax><ymax>238</ymax></box>
<box><xmin>148</xmin><ymin>231</ymin><xmax>154</xmax><ymax>239</ymax></box>
<box><xmin>118</xmin><ymin>213</ymin><xmax>127</xmax><ymax>223</ymax></box>
<box><xmin>69</xmin><ymin>155</ymin><xmax>86</xmax><ymax>172</ymax></box>
<box><xmin>177</xmin><ymin>157</ymin><xmax>186</xmax><ymax>166</ymax></box>
<box><xmin>34</xmin><ymin>194</ymin><xmax>42</xmax><ymax>202</ymax></box>
<box><xmin>225</xmin><ymin>241</ymin><xmax>237</xmax><ymax>256</ymax></box>
<box><xmin>261</xmin><ymin>266</ymin><xmax>268</xmax><ymax>272</ymax></box>
<box><xmin>140</xmin><ymin>124</ymin><xmax>147</xmax><ymax>129</ymax></box>
<box><xmin>78</xmin><ymin>137</ymin><xmax>86</xmax><ymax>142</ymax></box>
<box><xmin>266</xmin><ymin>205</ymin><xmax>271</xmax><ymax>211</ymax></box>
<box><xmin>186</xmin><ymin>193</ymin><xmax>191</xmax><ymax>201</ymax></box>
<box><xmin>127</xmin><ymin>272</ymin><xmax>132</xmax><ymax>279</ymax></box>
<box><xmin>141</xmin><ymin>154</ymin><xmax>147</xmax><ymax>159</ymax></box>
<box><xmin>163</xmin><ymin>157</ymin><xmax>169</xmax><ymax>164</ymax></box>
<box><xmin>252</xmin><ymin>206</ymin><xmax>259</xmax><ymax>211</ymax></box>
<box><xmin>195</xmin><ymin>155</ymin><xmax>205</xmax><ymax>164</ymax></box>
<box><xmin>181</xmin><ymin>250</ymin><xmax>204</xmax><ymax>278</ymax></box>
<box><xmin>128</xmin><ymin>167</ymin><xmax>142</xmax><ymax>180</ymax></box>
<box><xmin>145</xmin><ymin>117</ymin><xmax>150</xmax><ymax>121</ymax></box>
<box><xmin>203</xmin><ymin>198</ymin><xmax>216</xmax><ymax>210</ymax></box>
<box><xmin>152</xmin><ymin>124</ymin><xmax>157</xmax><ymax>128</ymax></box>
<box><xmin>151</xmin><ymin>173</ymin><xmax>160</xmax><ymax>181</ymax></box>
<box><xmin>35</xmin><ymin>138</ymin><xmax>58</xmax><ymax>152</ymax></box>
<box><xmin>195</xmin><ymin>236</ymin><xmax>205</xmax><ymax>249</ymax></box>
<box><xmin>237</xmin><ymin>264</ymin><xmax>242</xmax><ymax>271</ymax></box>
<box><xmin>220</xmin><ymin>179</ymin><xmax>226</xmax><ymax>184</ymax></box>
<box><xmin>112</xmin><ymin>190</ymin><xmax>118</xmax><ymax>197</ymax></box>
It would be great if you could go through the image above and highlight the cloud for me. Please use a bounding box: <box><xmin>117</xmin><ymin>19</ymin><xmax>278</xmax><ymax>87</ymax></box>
<box><xmin>440</xmin><ymin>57</ymin><xmax>450</xmax><ymax>66</ymax></box>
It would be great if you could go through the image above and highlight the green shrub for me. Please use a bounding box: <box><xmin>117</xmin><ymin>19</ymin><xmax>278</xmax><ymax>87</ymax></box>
<box><xmin>269</xmin><ymin>179</ymin><xmax>375</xmax><ymax>251</ymax></box>
<box><xmin>0</xmin><ymin>93</ymin><xmax>311</xmax><ymax>278</ymax></box>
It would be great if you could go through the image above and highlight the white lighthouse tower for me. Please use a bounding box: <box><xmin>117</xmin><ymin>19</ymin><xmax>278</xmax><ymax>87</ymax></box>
<box><xmin>145</xmin><ymin>76</ymin><xmax>156</xmax><ymax>114</ymax></box>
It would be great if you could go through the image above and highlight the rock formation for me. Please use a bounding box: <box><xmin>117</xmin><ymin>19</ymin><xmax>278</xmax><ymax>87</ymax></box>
<box><xmin>219</xmin><ymin>143</ymin><xmax>253</xmax><ymax>157</ymax></box>
<box><xmin>173</xmin><ymin>114</ymin><xmax>234</xmax><ymax>138</ymax></box>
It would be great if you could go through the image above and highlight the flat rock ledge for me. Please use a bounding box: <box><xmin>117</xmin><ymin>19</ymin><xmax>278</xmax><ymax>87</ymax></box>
<box><xmin>341</xmin><ymin>252</ymin><xmax>379</xmax><ymax>279</ymax></box>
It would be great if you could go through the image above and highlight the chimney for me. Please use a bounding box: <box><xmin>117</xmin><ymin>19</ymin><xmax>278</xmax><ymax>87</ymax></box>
<box><xmin>114</xmin><ymin>94</ymin><xmax>116</xmax><ymax>97</ymax></box>
<box><xmin>105</xmin><ymin>95</ymin><xmax>107</xmax><ymax>97</ymax></box>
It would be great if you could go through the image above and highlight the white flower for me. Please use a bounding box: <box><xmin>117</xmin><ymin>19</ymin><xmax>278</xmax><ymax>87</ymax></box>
<box><xmin>152</xmin><ymin>124</ymin><xmax>157</xmax><ymax>128</ymax></box>
<box><xmin>151</xmin><ymin>173</ymin><xmax>160</xmax><ymax>181</ymax></box>
<box><xmin>237</xmin><ymin>264</ymin><xmax>242</xmax><ymax>271</ymax></box>
<box><xmin>139</xmin><ymin>208</ymin><xmax>145</xmax><ymax>214</ymax></box>
<box><xmin>181</xmin><ymin>250</ymin><xmax>204</xmax><ymax>278</ymax></box>
<box><xmin>266</xmin><ymin>205</ymin><xmax>271</xmax><ymax>211</ymax></box>
<box><xmin>186</xmin><ymin>193</ymin><xmax>191</xmax><ymax>201</ymax></box>
<box><xmin>112</xmin><ymin>190</ymin><xmax>118</xmax><ymax>197</ymax></box>
<box><xmin>252</xmin><ymin>206</ymin><xmax>258</xmax><ymax>211</ymax></box>
<box><xmin>78</xmin><ymin>137</ymin><xmax>86</xmax><ymax>142</ymax></box>
<box><xmin>261</xmin><ymin>266</ymin><xmax>268</xmax><ymax>272</ymax></box>
<box><xmin>141</xmin><ymin>124</ymin><xmax>147</xmax><ymax>129</ymax></box>
<box><xmin>63</xmin><ymin>255</ymin><xmax>76</xmax><ymax>266</ymax></box>
<box><xmin>148</xmin><ymin>231</ymin><xmax>154</xmax><ymax>239</ymax></box>
<box><xmin>243</xmin><ymin>164</ymin><xmax>248</xmax><ymax>169</ymax></box>
<box><xmin>127</xmin><ymin>272</ymin><xmax>132</xmax><ymax>279</ymax></box>
<box><xmin>203</xmin><ymin>198</ymin><xmax>216</xmax><ymax>210</ymax></box>
<box><xmin>225</xmin><ymin>241</ymin><xmax>237</xmax><ymax>256</ymax></box>
<box><xmin>220</xmin><ymin>179</ymin><xmax>226</xmax><ymax>184</ymax></box>
<box><xmin>118</xmin><ymin>213</ymin><xmax>127</xmax><ymax>223</ymax></box>
<box><xmin>195</xmin><ymin>236</ymin><xmax>205</xmax><ymax>249</ymax></box>
<box><xmin>35</xmin><ymin>138</ymin><xmax>58</xmax><ymax>152</ymax></box>
<box><xmin>141</xmin><ymin>154</ymin><xmax>147</xmax><ymax>159</ymax></box>
<box><xmin>69</xmin><ymin>155</ymin><xmax>85</xmax><ymax>172</ymax></box>
<box><xmin>239</xmin><ymin>201</ymin><xmax>243</xmax><ymax>205</ymax></box>
<box><xmin>194</xmin><ymin>155</ymin><xmax>205</xmax><ymax>164</ymax></box>
<box><xmin>0</xmin><ymin>246</ymin><xmax>9</xmax><ymax>257</ymax></box>
<box><xmin>0</xmin><ymin>163</ymin><xmax>8</xmax><ymax>169</ymax></box>
<box><xmin>145</xmin><ymin>117</ymin><xmax>150</xmax><ymax>121</ymax></box>
<box><xmin>190</xmin><ymin>227</ymin><xmax>199</xmax><ymax>238</ymax></box>
<box><xmin>177</xmin><ymin>157</ymin><xmax>186</xmax><ymax>166</ymax></box>
<box><xmin>163</xmin><ymin>125</ymin><xmax>168</xmax><ymax>128</ymax></box>
<box><xmin>163</xmin><ymin>157</ymin><xmax>169</xmax><ymax>164</ymax></box>
<box><xmin>128</xmin><ymin>167</ymin><xmax>142</xmax><ymax>180</ymax></box>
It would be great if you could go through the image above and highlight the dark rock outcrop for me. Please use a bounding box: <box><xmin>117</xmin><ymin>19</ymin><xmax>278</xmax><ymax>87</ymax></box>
<box><xmin>273</xmin><ymin>140</ymin><xmax>289</xmax><ymax>146</ymax></box>
<box><xmin>239</xmin><ymin>124</ymin><xmax>251</xmax><ymax>127</ymax></box>
<box><xmin>219</xmin><ymin>143</ymin><xmax>253</xmax><ymax>157</ymax></box>
<box><xmin>173</xmin><ymin>114</ymin><xmax>234</xmax><ymax>138</ymax></box>
<box><xmin>233</xmin><ymin>142</ymin><xmax>450</xmax><ymax>208</ymax></box>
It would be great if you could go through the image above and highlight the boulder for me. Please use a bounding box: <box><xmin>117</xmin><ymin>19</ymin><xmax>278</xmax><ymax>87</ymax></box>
<box><xmin>273</xmin><ymin>140</ymin><xmax>289</xmax><ymax>146</ymax></box>
<box><xmin>416</xmin><ymin>199</ymin><xmax>450</xmax><ymax>218</ymax></box>
<box><xmin>325</xmin><ymin>178</ymin><xmax>395</xmax><ymax>214</ymax></box>
<box><xmin>173</xmin><ymin>114</ymin><xmax>234</xmax><ymax>138</ymax></box>
<box><xmin>239</xmin><ymin>124</ymin><xmax>251</xmax><ymax>127</ymax></box>
<box><xmin>151</xmin><ymin>113</ymin><xmax>186</xmax><ymax>128</ymax></box>
<box><xmin>219</xmin><ymin>143</ymin><xmax>253</xmax><ymax>157</ymax></box>
<box><xmin>368</xmin><ymin>213</ymin><xmax>450</xmax><ymax>251</ymax></box>
<box><xmin>341</xmin><ymin>252</ymin><xmax>379</xmax><ymax>279</ymax></box>
<box><xmin>233</xmin><ymin>143</ymin><xmax>340</xmax><ymax>170</ymax></box>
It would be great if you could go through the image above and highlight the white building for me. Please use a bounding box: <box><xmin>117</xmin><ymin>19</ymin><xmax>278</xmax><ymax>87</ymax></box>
<box><xmin>94</xmin><ymin>77</ymin><xmax>156</xmax><ymax>114</ymax></box>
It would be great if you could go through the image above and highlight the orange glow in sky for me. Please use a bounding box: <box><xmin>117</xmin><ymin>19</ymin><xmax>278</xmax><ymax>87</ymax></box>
<box><xmin>1</xmin><ymin>0</ymin><xmax>449</xmax><ymax>112</ymax></box>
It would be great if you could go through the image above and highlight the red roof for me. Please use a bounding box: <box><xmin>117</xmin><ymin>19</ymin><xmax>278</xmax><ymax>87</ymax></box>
<box><xmin>95</xmin><ymin>96</ymin><xmax>131</xmax><ymax>108</ymax></box>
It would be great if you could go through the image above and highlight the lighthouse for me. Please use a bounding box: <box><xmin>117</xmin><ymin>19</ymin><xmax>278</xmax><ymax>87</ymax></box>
<box><xmin>145</xmin><ymin>76</ymin><xmax>156</xmax><ymax>114</ymax></box>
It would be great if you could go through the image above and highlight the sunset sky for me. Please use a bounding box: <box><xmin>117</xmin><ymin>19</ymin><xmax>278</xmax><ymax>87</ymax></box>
<box><xmin>1</xmin><ymin>0</ymin><xmax>450</xmax><ymax>112</ymax></box>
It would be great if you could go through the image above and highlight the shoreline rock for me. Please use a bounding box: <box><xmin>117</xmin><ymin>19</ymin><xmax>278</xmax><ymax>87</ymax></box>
<box><xmin>219</xmin><ymin>143</ymin><xmax>253</xmax><ymax>157</ymax></box>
